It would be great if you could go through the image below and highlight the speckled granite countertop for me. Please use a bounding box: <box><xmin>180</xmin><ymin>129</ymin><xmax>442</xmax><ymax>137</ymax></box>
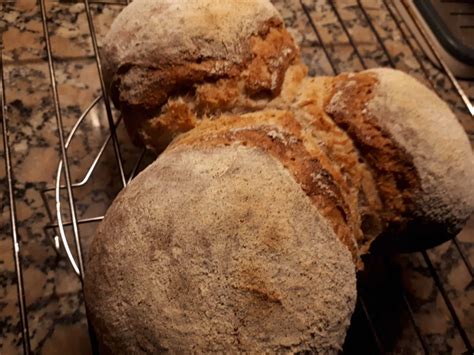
<box><xmin>0</xmin><ymin>0</ymin><xmax>473</xmax><ymax>354</ymax></box>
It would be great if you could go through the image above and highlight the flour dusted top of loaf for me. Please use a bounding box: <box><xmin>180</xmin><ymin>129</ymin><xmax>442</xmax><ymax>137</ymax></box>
<box><xmin>103</xmin><ymin>0</ymin><xmax>281</xmax><ymax>72</ymax></box>
<box><xmin>85</xmin><ymin>145</ymin><xmax>356</xmax><ymax>353</ymax></box>
<box><xmin>366</xmin><ymin>68</ymin><xmax>474</xmax><ymax>228</ymax></box>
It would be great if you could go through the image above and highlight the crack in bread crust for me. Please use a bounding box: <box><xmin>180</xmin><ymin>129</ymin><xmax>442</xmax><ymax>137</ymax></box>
<box><xmin>114</xmin><ymin>23</ymin><xmax>300</xmax><ymax>153</ymax></box>
<box><xmin>325</xmin><ymin>72</ymin><xmax>421</xmax><ymax>231</ymax></box>
<box><xmin>269</xmin><ymin>73</ymin><xmax>384</xmax><ymax>257</ymax></box>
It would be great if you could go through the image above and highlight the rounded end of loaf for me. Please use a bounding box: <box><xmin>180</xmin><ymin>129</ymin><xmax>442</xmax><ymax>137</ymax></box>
<box><xmin>103</xmin><ymin>0</ymin><xmax>282</xmax><ymax>82</ymax></box>
<box><xmin>364</xmin><ymin>68</ymin><xmax>474</xmax><ymax>251</ymax></box>
<box><xmin>101</xmin><ymin>0</ymin><xmax>301</xmax><ymax>153</ymax></box>
<box><xmin>84</xmin><ymin>145</ymin><xmax>356</xmax><ymax>353</ymax></box>
<box><xmin>325</xmin><ymin>67</ymin><xmax>474</xmax><ymax>252</ymax></box>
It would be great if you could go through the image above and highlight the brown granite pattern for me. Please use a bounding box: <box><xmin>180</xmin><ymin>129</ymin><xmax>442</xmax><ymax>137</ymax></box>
<box><xmin>0</xmin><ymin>0</ymin><xmax>473</xmax><ymax>354</ymax></box>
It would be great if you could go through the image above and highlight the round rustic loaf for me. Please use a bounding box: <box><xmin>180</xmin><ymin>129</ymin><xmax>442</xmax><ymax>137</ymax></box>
<box><xmin>102</xmin><ymin>0</ymin><xmax>301</xmax><ymax>152</ymax></box>
<box><xmin>325</xmin><ymin>68</ymin><xmax>474</xmax><ymax>251</ymax></box>
<box><xmin>262</xmin><ymin>66</ymin><xmax>474</xmax><ymax>253</ymax></box>
<box><xmin>89</xmin><ymin>1</ymin><xmax>474</xmax><ymax>352</ymax></box>
<box><xmin>85</xmin><ymin>143</ymin><xmax>357</xmax><ymax>353</ymax></box>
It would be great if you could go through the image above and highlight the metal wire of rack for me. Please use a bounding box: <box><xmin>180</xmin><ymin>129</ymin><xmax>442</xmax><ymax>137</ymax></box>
<box><xmin>1</xmin><ymin>0</ymin><xmax>473</xmax><ymax>354</ymax></box>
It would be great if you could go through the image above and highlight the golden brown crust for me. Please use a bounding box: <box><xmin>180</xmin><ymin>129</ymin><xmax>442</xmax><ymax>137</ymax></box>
<box><xmin>118</xmin><ymin>24</ymin><xmax>300</xmax><ymax>153</ymax></box>
<box><xmin>171</xmin><ymin>110</ymin><xmax>360</xmax><ymax>263</ymax></box>
<box><xmin>303</xmin><ymin>78</ymin><xmax>384</xmax><ymax>253</ymax></box>
<box><xmin>269</xmin><ymin>75</ymin><xmax>384</xmax><ymax>257</ymax></box>
<box><xmin>112</xmin><ymin>60</ymin><xmax>244</xmax><ymax>109</ymax></box>
<box><xmin>195</xmin><ymin>79</ymin><xmax>241</xmax><ymax>115</ymax></box>
<box><xmin>139</xmin><ymin>100</ymin><xmax>198</xmax><ymax>153</ymax></box>
<box><xmin>242</xmin><ymin>25</ymin><xmax>298</xmax><ymax>97</ymax></box>
<box><xmin>325</xmin><ymin>72</ymin><xmax>421</xmax><ymax>230</ymax></box>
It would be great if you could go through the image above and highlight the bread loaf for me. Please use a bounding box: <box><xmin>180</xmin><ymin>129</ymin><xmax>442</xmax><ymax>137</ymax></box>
<box><xmin>86</xmin><ymin>0</ymin><xmax>474</xmax><ymax>353</ymax></box>
<box><xmin>85</xmin><ymin>79</ymin><xmax>474</xmax><ymax>352</ymax></box>
<box><xmin>268</xmin><ymin>67</ymin><xmax>474</xmax><ymax>251</ymax></box>
<box><xmin>85</xmin><ymin>142</ymin><xmax>357</xmax><ymax>353</ymax></box>
<box><xmin>102</xmin><ymin>0</ymin><xmax>301</xmax><ymax>152</ymax></box>
<box><xmin>324</xmin><ymin>68</ymin><xmax>474</xmax><ymax>251</ymax></box>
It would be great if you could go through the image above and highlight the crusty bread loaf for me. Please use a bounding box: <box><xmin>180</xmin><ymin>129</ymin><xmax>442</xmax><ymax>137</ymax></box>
<box><xmin>85</xmin><ymin>143</ymin><xmax>357</xmax><ymax>353</ymax></box>
<box><xmin>266</xmin><ymin>66</ymin><xmax>474</xmax><ymax>251</ymax></box>
<box><xmin>324</xmin><ymin>68</ymin><xmax>474</xmax><ymax>251</ymax></box>
<box><xmin>85</xmin><ymin>97</ymin><xmax>473</xmax><ymax>352</ymax></box>
<box><xmin>87</xmin><ymin>0</ymin><xmax>474</xmax><ymax>353</ymax></box>
<box><xmin>102</xmin><ymin>0</ymin><xmax>301</xmax><ymax>152</ymax></box>
<box><xmin>101</xmin><ymin>2</ymin><xmax>474</xmax><ymax>251</ymax></box>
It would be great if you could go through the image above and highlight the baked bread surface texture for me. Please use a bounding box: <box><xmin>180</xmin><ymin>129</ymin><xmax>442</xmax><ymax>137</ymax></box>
<box><xmin>102</xmin><ymin>0</ymin><xmax>300</xmax><ymax>152</ymax></box>
<box><xmin>86</xmin><ymin>0</ymin><xmax>474</xmax><ymax>352</ymax></box>
<box><xmin>326</xmin><ymin>68</ymin><xmax>474</xmax><ymax>250</ymax></box>
<box><xmin>268</xmin><ymin>70</ymin><xmax>385</xmax><ymax>255</ymax></box>
<box><xmin>367</xmin><ymin>69</ymin><xmax>474</xmax><ymax>233</ymax></box>
<box><xmin>84</xmin><ymin>146</ymin><xmax>356</xmax><ymax>354</ymax></box>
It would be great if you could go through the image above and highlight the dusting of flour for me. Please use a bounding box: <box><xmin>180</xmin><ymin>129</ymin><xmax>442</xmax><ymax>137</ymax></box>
<box><xmin>367</xmin><ymin>68</ymin><xmax>474</xmax><ymax>227</ymax></box>
<box><xmin>102</xmin><ymin>0</ymin><xmax>281</xmax><ymax>74</ymax></box>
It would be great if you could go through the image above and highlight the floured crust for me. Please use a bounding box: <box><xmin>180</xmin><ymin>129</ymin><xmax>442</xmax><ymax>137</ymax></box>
<box><xmin>88</xmin><ymin>0</ymin><xmax>474</xmax><ymax>351</ymax></box>
<box><xmin>325</xmin><ymin>68</ymin><xmax>474</xmax><ymax>250</ymax></box>
<box><xmin>171</xmin><ymin>110</ymin><xmax>360</xmax><ymax>264</ymax></box>
<box><xmin>102</xmin><ymin>0</ymin><xmax>300</xmax><ymax>152</ymax></box>
<box><xmin>325</xmin><ymin>72</ymin><xmax>420</xmax><ymax>228</ymax></box>
<box><xmin>367</xmin><ymin>69</ymin><xmax>474</xmax><ymax>227</ymax></box>
<box><xmin>103</xmin><ymin>0</ymin><xmax>282</xmax><ymax>83</ymax></box>
<box><xmin>85</xmin><ymin>146</ymin><xmax>356</xmax><ymax>353</ymax></box>
<box><xmin>269</xmin><ymin>73</ymin><xmax>384</xmax><ymax>255</ymax></box>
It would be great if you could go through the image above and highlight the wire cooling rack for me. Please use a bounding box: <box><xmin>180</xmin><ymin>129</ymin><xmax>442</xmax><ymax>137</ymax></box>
<box><xmin>1</xmin><ymin>0</ymin><xmax>473</xmax><ymax>354</ymax></box>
